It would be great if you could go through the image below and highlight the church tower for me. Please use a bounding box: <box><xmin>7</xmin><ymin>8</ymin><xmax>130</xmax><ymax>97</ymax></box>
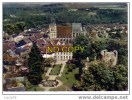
<box><xmin>49</xmin><ymin>15</ymin><xmax>57</xmax><ymax>39</ymax></box>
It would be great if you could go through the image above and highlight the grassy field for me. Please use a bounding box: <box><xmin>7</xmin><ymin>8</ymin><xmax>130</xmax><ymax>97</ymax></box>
<box><xmin>25</xmin><ymin>79</ymin><xmax>45</xmax><ymax>91</ymax></box>
<box><xmin>57</xmin><ymin>65</ymin><xmax>79</xmax><ymax>89</ymax></box>
<box><xmin>26</xmin><ymin>85</ymin><xmax>45</xmax><ymax>91</ymax></box>
<box><xmin>49</xmin><ymin>85</ymin><xmax>67</xmax><ymax>91</ymax></box>
<box><xmin>50</xmin><ymin>64</ymin><xmax>62</xmax><ymax>75</ymax></box>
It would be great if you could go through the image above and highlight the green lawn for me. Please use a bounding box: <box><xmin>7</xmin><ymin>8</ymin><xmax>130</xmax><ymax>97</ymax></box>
<box><xmin>25</xmin><ymin>79</ymin><xmax>45</xmax><ymax>91</ymax></box>
<box><xmin>42</xmin><ymin>73</ymin><xmax>46</xmax><ymax>79</ymax></box>
<box><xmin>26</xmin><ymin>85</ymin><xmax>45</xmax><ymax>91</ymax></box>
<box><xmin>57</xmin><ymin>65</ymin><xmax>79</xmax><ymax>89</ymax></box>
<box><xmin>50</xmin><ymin>64</ymin><xmax>62</xmax><ymax>75</ymax></box>
<box><xmin>49</xmin><ymin>85</ymin><xmax>67</xmax><ymax>91</ymax></box>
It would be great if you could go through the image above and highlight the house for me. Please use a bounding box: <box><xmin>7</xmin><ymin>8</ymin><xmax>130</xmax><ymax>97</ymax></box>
<box><xmin>3</xmin><ymin>52</ymin><xmax>18</xmax><ymax>64</ymax></box>
<box><xmin>16</xmin><ymin>40</ymin><xmax>27</xmax><ymax>48</ymax></box>
<box><xmin>15</xmin><ymin>48</ymin><xmax>27</xmax><ymax>55</ymax></box>
<box><xmin>33</xmin><ymin>33</ymin><xmax>44</xmax><ymax>40</ymax></box>
<box><xmin>29</xmin><ymin>35</ymin><xmax>36</xmax><ymax>42</ymax></box>
<box><xmin>40</xmin><ymin>40</ymin><xmax>54</xmax><ymax>58</ymax></box>
<box><xmin>3</xmin><ymin>41</ymin><xmax>16</xmax><ymax>53</ymax></box>
<box><xmin>11</xmin><ymin>34</ymin><xmax>24</xmax><ymax>42</ymax></box>
<box><xmin>36</xmin><ymin>38</ymin><xmax>47</xmax><ymax>47</ymax></box>
<box><xmin>16</xmin><ymin>39</ymin><xmax>32</xmax><ymax>49</ymax></box>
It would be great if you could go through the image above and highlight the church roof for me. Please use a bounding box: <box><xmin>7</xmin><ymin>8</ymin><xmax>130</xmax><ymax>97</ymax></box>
<box><xmin>57</xmin><ymin>25</ymin><xmax>72</xmax><ymax>38</ymax></box>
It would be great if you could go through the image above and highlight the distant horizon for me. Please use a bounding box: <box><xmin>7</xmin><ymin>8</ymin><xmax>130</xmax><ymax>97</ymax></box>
<box><xmin>3</xmin><ymin>2</ymin><xmax>127</xmax><ymax>5</ymax></box>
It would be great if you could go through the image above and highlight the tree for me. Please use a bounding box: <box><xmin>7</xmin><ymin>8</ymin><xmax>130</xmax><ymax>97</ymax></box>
<box><xmin>43</xmin><ymin>58</ymin><xmax>54</xmax><ymax>67</ymax></box>
<box><xmin>73</xmin><ymin>35</ymin><xmax>91</xmax><ymax>60</ymax></box>
<box><xmin>27</xmin><ymin>43</ymin><xmax>44</xmax><ymax>85</ymax></box>
<box><xmin>73</xmin><ymin>35</ymin><xmax>91</xmax><ymax>79</ymax></box>
<box><xmin>77</xmin><ymin>61</ymin><xmax>128</xmax><ymax>91</ymax></box>
<box><xmin>112</xmin><ymin>65</ymin><xmax>128</xmax><ymax>90</ymax></box>
<box><xmin>27</xmin><ymin>71</ymin><xmax>43</xmax><ymax>85</ymax></box>
<box><xmin>4</xmin><ymin>22</ymin><xmax>25</xmax><ymax>35</ymax></box>
<box><xmin>90</xmin><ymin>39</ymin><xmax>108</xmax><ymax>60</ymax></box>
<box><xmin>107</xmin><ymin>39</ymin><xmax>128</xmax><ymax>66</ymax></box>
<box><xmin>16</xmin><ymin>22</ymin><xmax>25</xmax><ymax>32</ymax></box>
<box><xmin>4</xmin><ymin>24</ymin><xmax>15</xmax><ymax>35</ymax></box>
<box><xmin>67</xmin><ymin>64</ymin><xmax>76</xmax><ymax>72</ymax></box>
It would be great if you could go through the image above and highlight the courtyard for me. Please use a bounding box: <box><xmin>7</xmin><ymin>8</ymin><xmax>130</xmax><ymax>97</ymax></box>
<box><xmin>36</xmin><ymin>60</ymin><xmax>79</xmax><ymax>91</ymax></box>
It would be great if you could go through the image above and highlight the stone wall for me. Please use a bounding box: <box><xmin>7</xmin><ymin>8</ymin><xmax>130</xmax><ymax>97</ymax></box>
<box><xmin>101</xmin><ymin>50</ymin><xmax>118</xmax><ymax>67</ymax></box>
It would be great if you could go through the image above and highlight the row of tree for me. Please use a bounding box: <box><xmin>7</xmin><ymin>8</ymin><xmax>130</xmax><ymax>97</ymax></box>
<box><xmin>3</xmin><ymin>3</ymin><xmax>127</xmax><ymax>29</ymax></box>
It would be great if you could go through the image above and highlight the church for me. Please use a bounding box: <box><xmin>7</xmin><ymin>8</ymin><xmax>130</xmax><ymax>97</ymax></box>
<box><xmin>46</xmin><ymin>18</ymin><xmax>87</xmax><ymax>61</ymax></box>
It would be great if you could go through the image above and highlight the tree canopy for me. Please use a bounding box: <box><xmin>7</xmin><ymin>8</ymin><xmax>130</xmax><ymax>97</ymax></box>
<box><xmin>27</xmin><ymin>43</ymin><xmax>44</xmax><ymax>85</ymax></box>
<box><xmin>77</xmin><ymin>61</ymin><xmax>128</xmax><ymax>91</ymax></box>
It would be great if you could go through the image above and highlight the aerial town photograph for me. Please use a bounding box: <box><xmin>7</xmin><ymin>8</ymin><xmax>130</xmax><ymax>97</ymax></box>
<box><xmin>3</xmin><ymin>2</ymin><xmax>128</xmax><ymax>91</ymax></box>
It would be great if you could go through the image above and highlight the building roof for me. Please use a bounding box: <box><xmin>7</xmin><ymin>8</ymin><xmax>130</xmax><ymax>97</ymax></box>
<box><xmin>12</xmin><ymin>34</ymin><xmax>19</xmax><ymax>38</ymax></box>
<box><xmin>3</xmin><ymin>41</ymin><xmax>16</xmax><ymax>52</ymax></box>
<box><xmin>72</xmin><ymin>23</ymin><xmax>82</xmax><ymax>32</ymax></box>
<box><xmin>33</xmin><ymin>33</ymin><xmax>44</xmax><ymax>39</ymax></box>
<box><xmin>3</xmin><ymin>61</ymin><xmax>16</xmax><ymax>65</ymax></box>
<box><xmin>6</xmin><ymin>77</ymin><xmax>25</xmax><ymax>83</ymax></box>
<box><xmin>50</xmin><ymin>39</ymin><xmax>60</xmax><ymax>45</ymax></box>
<box><xmin>29</xmin><ymin>35</ymin><xmax>36</xmax><ymax>42</ymax></box>
<box><xmin>15</xmin><ymin>48</ymin><xmax>27</xmax><ymax>55</ymax></box>
<box><xmin>39</xmin><ymin>43</ymin><xmax>53</xmax><ymax>54</ymax></box>
<box><xmin>16</xmin><ymin>40</ymin><xmax>27</xmax><ymax>47</ymax></box>
<box><xmin>57</xmin><ymin>26</ymin><xmax>72</xmax><ymax>38</ymax></box>
<box><xmin>36</xmin><ymin>38</ymin><xmax>47</xmax><ymax>47</ymax></box>
<box><xmin>3</xmin><ymin>52</ymin><xmax>17</xmax><ymax>62</ymax></box>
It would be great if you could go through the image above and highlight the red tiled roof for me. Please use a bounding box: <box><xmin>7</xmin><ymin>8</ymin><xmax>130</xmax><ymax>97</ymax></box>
<box><xmin>3</xmin><ymin>42</ymin><xmax>16</xmax><ymax>52</ymax></box>
<box><xmin>57</xmin><ymin>26</ymin><xmax>72</xmax><ymax>38</ymax></box>
<box><xmin>29</xmin><ymin>35</ymin><xmax>36</xmax><ymax>42</ymax></box>
<box><xmin>36</xmin><ymin>38</ymin><xmax>46</xmax><ymax>47</ymax></box>
<box><xmin>50</xmin><ymin>39</ymin><xmax>60</xmax><ymax>45</ymax></box>
<box><xmin>33</xmin><ymin>33</ymin><xmax>44</xmax><ymax>39</ymax></box>
<box><xmin>3</xmin><ymin>53</ymin><xmax>17</xmax><ymax>62</ymax></box>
